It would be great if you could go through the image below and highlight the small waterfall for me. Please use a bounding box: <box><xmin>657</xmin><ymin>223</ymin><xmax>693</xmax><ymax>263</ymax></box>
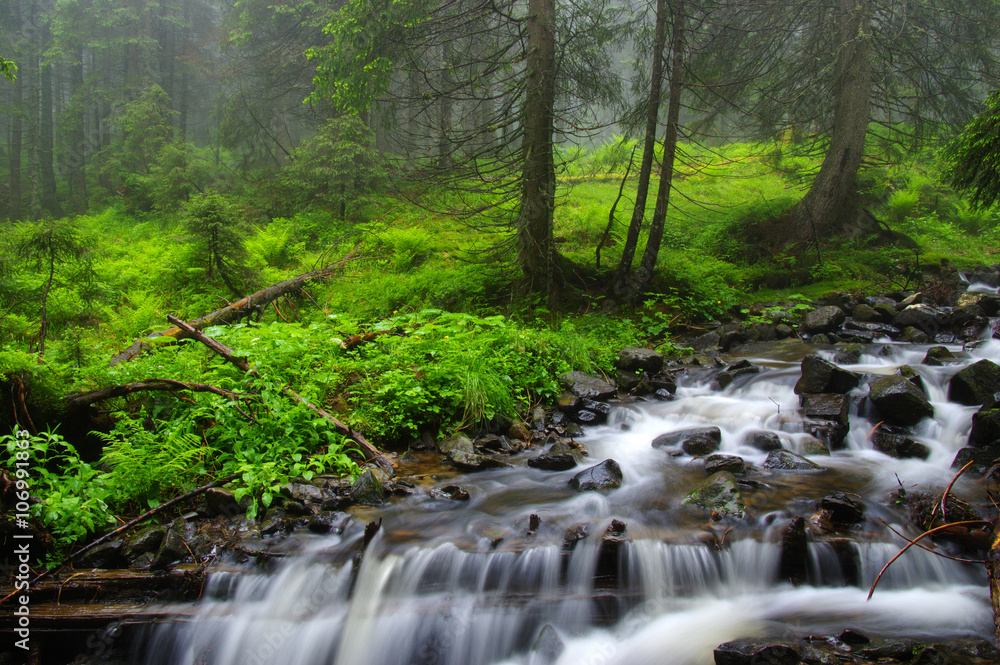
<box><xmin>133</xmin><ymin>320</ymin><xmax>1000</xmax><ymax>665</ymax></box>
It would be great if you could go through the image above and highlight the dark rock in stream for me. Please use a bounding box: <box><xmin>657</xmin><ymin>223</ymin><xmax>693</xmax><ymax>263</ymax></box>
<box><xmin>952</xmin><ymin>444</ymin><xmax>1000</xmax><ymax>475</ymax></box>
<box><xmin>924</xmin><ymin>345</ymin><xmax>963</xmax><ymax>366</ymax></box>
<box><xmin>350</xmin><ymin>468</ymin><xmax>391</xmax><ymax>506</ymax></box>
<box><xmin>527</xmin><ymin>452</ymin><xmax>577</xmax><ymax>471</ymax></box>
<box><xmin>568</xmin><ymin>459</ymin><xmax>623</xmax><ymax>492</ymax></box>
<box><xmin>867</xmin><ymin>374</ymin><xmax>934</xmax><ymax>426</ymax></box>
<box><xmin>714</xmin><ymin>639</ymin><xmax>799</xmax><ymax>665</ymax></box>
<box><xmin>438</xmin><ymin>433</ymin><xmax>511</xmax><ymax>471</ymax></box>
<box><xmin>124</xmin><ymin>526</ymin><xmax>167</xmax><ymax>560</ymax></box>
<box><xmin>152</xmin><ymin>518</ymin><xmax>197</xmax><ymax>570</ymax></box>
<box><xmin>818</xmin><ymin>492</ymin><xmax>865</xmax><ymax>527</ymax></box>
<box><xmin>969</xmin><ymin>407</ymin><xmax>1000</xmax><ymax>447</ymax></box>
<box><xmin>704</xmin><ymin>453</ymin><xmax>746</xmax><ymax>475</ymax></box>
<box><xmin>429</xmin><ymin>485</ymin><xmax>471</xmax><ymax>501</ymax></box>
<box><xmin>763</xmin><ymin>449</ymin><xmax>824</xmax><ymax>471</ymax></box>
<box><xmin>717</xmin><ymin>359</ymin><xmax>761</xmax><ymax>389</ymax></box>
<box><xmin>799</xmin><ymin>393</ymin><xmax>850</xmax><ymax>426</ymax></box>
<box><xmin>652</xmin><ymin>426</ymin><xmax>722</xmax><ymax>454</ymax></box>
<box><xmin>742</xmin><ymin>430</ymin><xmax>783</xmax><ymax>452</ymax></box>
<box><xmin>948</xmin><ymin>358</ymin><xmax>1000</xmax><ymax>406</ymax></box>
<box><xmin>778</xmin><ymin>516</ymin><xmax>809</xmax><ymax>586</ymax></box>
<box><xmin>794</xmin><ymin>355</ymin><xmax>861</xmax><ymax>395</ymax></box>
<box><xmin>872</xmin><ymin>427</ymin><xmax>930</xmax><ymax>459</ymax></box>
<box><xmin>893</xmin><ymin>303</ymin><xmax>949</xmax><ymax>333</ymax></box>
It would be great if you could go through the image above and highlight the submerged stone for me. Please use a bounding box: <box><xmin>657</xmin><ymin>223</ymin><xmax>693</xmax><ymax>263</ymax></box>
<box><xmin>652</xmin><ymin>426</ymin><xmax>722</xmax><ymax>452</ymax></box>
<box><xmin>704</xmin><ymin>453</ymin><xmax>747</xmax><ymax>475</ymax></box>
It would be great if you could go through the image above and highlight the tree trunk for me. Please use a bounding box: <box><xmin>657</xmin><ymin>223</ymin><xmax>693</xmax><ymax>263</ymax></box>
<box><xmin>516</xmin><ymin>0</ymin><xmax>557</xmax><ymax>294</ymax></box>
<box><xmin>66</xmin><ymin>49</ymin><xmax>87</xmax><ymax>213</ymax></box>
<box><xmin>788</xmin><ymin>0</ymin><xmax>873</xmax><ymax>242</ymax></box>
<box><xmin>40</xmin><ymin>48</ymin><xmax>60</xmax><ymax>216</ymax></box>
<box><xmin>438</xmin><ymin>39</ymin><xmax>453</xmax><ymax>168</ymax></box>
<box><xmin>634</xmin><ymin>0</ymin><xmax>685</xmax><ymax>292</ymax></box>
<box><xmin>8</xmin><ymin>37</ymin><xmax>23</xmax><ymax>220</ymax></box>
<box><xmin>614</xmin><ymin>0</ymin><xmax>667</xmax><ymax>294</ymax></box>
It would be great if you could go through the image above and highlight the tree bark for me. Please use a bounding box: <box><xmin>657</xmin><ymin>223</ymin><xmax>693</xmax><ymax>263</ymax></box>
<box><xmin>8</xmin><ymin>22</ymin><xmax>23</xmax><ymax>220</ymax></box>
<box><xmin>516</xmin><ymin>0</ymin><xmax>557</xmax><ymax>294</ymax></box>
<box><xmin>66</xmin><ymin>49</ymin><xmax>88</xmax><ymax>213</ymax></box>
<box><xmin>634</xmin><ymin>0</ymin><xmax>685</xmax><ymax>292</ymax></box>
<box><xmin>66</xmin><ymin>379</ymin><xmax>250</xmax><ymax>409</ymax></box>
<box><xmin>614</xmin><ymin>0</ymin><xmax>668</xmax><ymax>294</ymax></box>
<box><xmin>40</xmin><ymin>57</ymin><xmax>60</xmax><ymax>216</ymax></box>
<box><xmin>789</xmin><ymin>0</ymin><xmax>873</xmax><ymax>242</ymax></box>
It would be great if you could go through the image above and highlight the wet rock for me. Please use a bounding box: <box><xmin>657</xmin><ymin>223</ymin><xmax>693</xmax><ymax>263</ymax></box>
<box><xmin>652</xmin><ymin>426</ymin><xmax>722</xmax><ymax>452</ymax></box>
<box><xmin>959</xmin><ymin>639</ymin><xmax>999</xmax><ymax>660</ymax></box>
<box><xmin>801</xmin><ymin>437</ymin><xmax>830</xmax><ymax>456</ymax></box>
<box><xmin>872</xmin><ymin>428</ymin><xmax>930</xmax><ymax>459</ymax></box>
<box><xmin>842</xmin><ymin>319</ymin><xmax>901</xmax><ymax>340</ymax></box>
<box><xmin>719</xmin><ymin>330</ymin><xmax>749</xmax><ymax>351</ymax></box>
<box><xmin>893</xmin><ymin>304</ymin><xmax>947</xmax><ymax>334</ymax></box>
<box><xmin>205</xmin><ymin>488</ymin><xmax>247</xmax><ymax>518</ymax></box>
<box><xmin>152</xmin><ymin>519</ymin><xmax>196</xmax><ymax>570</ymax></box>
<box><xmin>966</xmin><ymin>265</ymin><xmax>1000</xmax><ymax>287</ymax></box>
<box><xmin>616</xmin><ymin>369</ymin><xmax>643</xmax><ymax>392</ymax></box>
<box><xmin>763</xmin><ymin>450</ymin><xmax>823</xmax><ymax>471</ymax></box>
<box><xmin>527</xmin><ymin>453</ymin><xmax>577</xmax><ymax>471</ymax></box>
<box><xmin>923</xmin><ymin>345</ymin><xmax>962</xmax><ymax>366</ymax></box>
<box><xmin>896</xmin><ymin>364</ymin><xmax>928</xmax><ymax>395</ymax></box>
<box><xmin>529</xmin><ymin>624</ymin><xmax>565</xmax><ymax>665</ymax></box>
<box><xmin>743</xmin><ymin>430</ymin><xmax>783</xmax><ymax>452</ymax></box>
<box><xmin>568</xmin><ymin>459</ymin><xmax>623</xmax><ymax>492</ymax></box>
<box><xmin>704</xmin><ymin>453</ymin><xmax>747</xmax><ymax>475</ymax></box>
<box><xmin>124</xmin><ymin>526</ymin><xmax>167</xmax><ymax>560</ymax></box>
<box><xmin>714</xmin><ymin>639</ymin><xmax>799</xmax><ymax>665</ymax></box>
<box><xmin>563</xmin><ymin>523</ymin><xmax>590</xmax><ymax>544</ymax></box>
<box><xmin>948</xmin><ymin>359</ymin><xmax>1000</xmax><ymax>406</ymax></box>
<box><xmin>803</xmin><ymin>420</ymin><xmax>849</xmax><ymax>450</ymax></box>
<box><xmin>438</xmin><ymin>433</ymin><xmax>510</xmax><ymax>471</ymax></box>
<box><xmin>682</xmin><ymin>471</ymin><xmax>745</xmax><ymax>517</ymax></box>
<box><xmin>775</xmin><ymin>323</ymin><xmax>794</xmax><ymax>339</ymax></box>
<box><xmin>690</xmin><ymin>330</ymin><xmax>722</xmax><ymax>350</ymax></box>
<box><xmin>350</xmin><ymin>468</ymin><xmax>391</xmax><ymax>506</ymax></box>
<box><xmin>779</xmin><ymin>516</ymin><xmax>809</xmax><ymax>585</ymax></box>
<box><xmin>952</xmin><ymin>445</ymin><xmax>1000</xmax><ymax>474</ymax></box>
<box><xmin>956</xmin><ymin>291</ymin><xmax>1000</xmax><ymax>316</ymax></box>
<box><xmin>838</xmin><ymin>628</ymin><xmax>871</xmax><ymax>646</ymax></box>
<box><xmin>284</xmin><ymin>482</ymin><xmax>326</xmax><ymax>505</ymax></box>
<box><xmin>901</xmin><ymin>326</ymin><xmax>931</xmax><ymax>343</ymax></box>
<box><xmin>717</xmin><ymin>360</ymin><xmax>761</xmax><ymax>389</ymax></box>
<box><xmin>819</xmin><ymin>492</ymin><xmax>865</xmax><ymax>527</ymax></box>
<box><xmin>429</xmin><ymin>485</ymin><xmax>471</xmax><ymax>501</ymax></box>
<box><xmin>851</xmin><ymin>303</ymin><xmax>880</xmax><ymax>322</ymax></box>
<box><xmin>477</xmin><ymin>434</ymin><xmax>521</xmax><ymax>454</ymax></box>
<box><xmin>832</xmin><ymin>343</ymin><xmax>863</xmax><ymax>365</ymax></box>
<box><xmin>803</xmin><ymin>305</ymin><xmax>846</xmax><ymax>334</ymax></box>
<box><xmin>969</xmin><ymin>407</ymin><xmax>1000</xmax><ymax>447</ymax></box>
<box><xmin>77</xmin><ymin>540</ymin><xmax>124</xmax><ymax>569</ymax></box>
<box><xmin>867</xmin><ymin>375</ymin><xmax>934</xmax><ymax>426</ymax></box>
<box><xmin>912</xmin><ymin>645</ymin><xmax>946</xmax><ymax>665</ymax></box>
<box><xmin>616</xmin><ymin>347</ymin><xmax>664</xmax><ymax>373</ymax></box>
<box><xmin>507</xmin><ymin>420</ymin><xmax>532</xmax><ymax>442</ymax></box>
<box><xmin>858</xmin><ymin>640</ymin><xmax>914</xmax><ymax>661</ymax></box>
<box><xmin>558</xmin><ymin>371</ymin><xmax>617</xmax><ymax>400</ymax></box>
<box><xmin>794</xmin><ymin>355</ymin><xmax>861</xmax><ymax>395</ymax></box>
<box><xmin>800</xmin><ymin>393</ymin><xmax>850</xmax><ymax>426</ymax></box>
<box><xmin>259</xmin><ymin>510</ymin><xmax>291</xmax><ymax>536</ymax></box>
<box><xmin>129</xmin><ymin>552</ymin><xmax>156</xmax><ymax>570</ymax></box>
<box><xmin>307</xmin><ymin>511</ymin><xmax>347</xmax><ymax>533</ymax></box>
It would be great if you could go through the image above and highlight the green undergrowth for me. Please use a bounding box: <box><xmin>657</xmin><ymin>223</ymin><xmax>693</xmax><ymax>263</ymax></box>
<box><xmin>3</xmin><ymin>134</ymin><xmax>999</xmax><ymax>558</ymax></box>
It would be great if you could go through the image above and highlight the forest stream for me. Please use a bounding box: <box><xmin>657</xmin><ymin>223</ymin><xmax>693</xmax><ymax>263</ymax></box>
<box><xmin>122</xmin><ymin>293</ymin><xmax>1000</xmax><ymax>665</ymax></box>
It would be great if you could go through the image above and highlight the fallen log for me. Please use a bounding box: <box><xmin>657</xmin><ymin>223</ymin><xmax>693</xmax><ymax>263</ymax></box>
<box><xmin>66</xmin><ymin>379</ymin><xmax>252</xmax><ymax>409</ymax></box>
<box><xmin>165</xmin><ymin>315</ymin><xmax>393</xmax><ymax>471</ymax></box>
<box><xmin>110</xmin><ymin>248</ymin><xmax>358</xmax><ymax>365</ymax></box>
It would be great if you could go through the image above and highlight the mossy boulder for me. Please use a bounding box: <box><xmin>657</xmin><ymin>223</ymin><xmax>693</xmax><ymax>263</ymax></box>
<box><xmin>867</xmin><ymin>375</ymin><xmax>934</xmax><ymax>426</ymax></box>
<box><xmin>794</xmin><ymin>355</ymin><xmax>861</xmax><ymax>394</ymax></box>
<box><xmin>682</xmin><ymin>471</ymin><xmax>745</xmax><ymax>517</ymax></box>
<box><xmin>948</xmin><ymin>359</ymin><xmax>1000</xmax><ymax>406</ymax></box>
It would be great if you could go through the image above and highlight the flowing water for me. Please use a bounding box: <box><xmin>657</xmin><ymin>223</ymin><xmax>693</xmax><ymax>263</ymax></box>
<box><xmin>133</xmin><ymin>330</ymin><xmax>1000</xmax><ymax>665</ymax></box>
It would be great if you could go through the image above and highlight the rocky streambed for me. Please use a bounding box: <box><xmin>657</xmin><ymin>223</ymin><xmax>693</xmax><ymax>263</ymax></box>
<box><xmin>7</xmin><ymin>269</ymin><xmax>1000</xmax><ymax>665</ymax></box>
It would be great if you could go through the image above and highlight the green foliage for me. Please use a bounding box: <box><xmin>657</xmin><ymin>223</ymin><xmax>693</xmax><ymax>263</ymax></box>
<box><xmin>2</xmin><ymin>427</ymin><xmax>114</xmax><ymax>550</ymax></box>
<box><xmin>0</xmin><ymin>56</ymin><xmax>15</xmax><ymax>82</ymax></box>
<box><xmin>944</xmin><ymin>89</ymin><xmax>1000</xmax><ymax>210</ymax></box>
<box><xmin>269</xmin><ymin>117</ymin><xmax>386</xmax><ymax>218</ymax></box>
<box><xmin>183</xmin><ymin>191</ymin><xmax>256</xmax><ymax>297</ymax></box>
